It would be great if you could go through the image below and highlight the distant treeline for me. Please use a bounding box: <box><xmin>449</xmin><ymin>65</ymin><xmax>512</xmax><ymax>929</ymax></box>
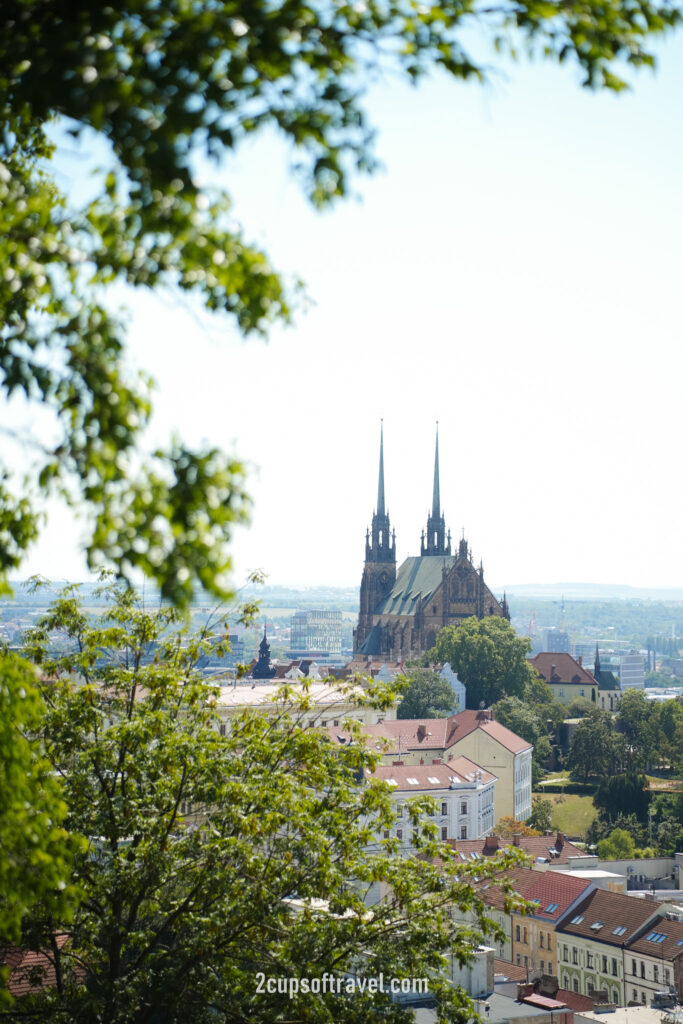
<box><xmin>508</xmin><ymin>597</ymin><xmax>683</xmax><ymax>645</ymax></box>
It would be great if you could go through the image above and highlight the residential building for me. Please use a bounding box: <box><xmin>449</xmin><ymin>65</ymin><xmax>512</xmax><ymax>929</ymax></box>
<box><xmin>623</xmin><ymin>912</ymin><xmax>683</xmax><ymax>1005</ymax></box>
<box><xmin>368</xmin><ymin>757</ymin><xmax>497</xmax><ymax>849</ymax></box>
<box><xmin>354</xmin><ymin>424</ymin><xmax>509</xmax><ymax>662</ymax></box>
<box><xmin>529</xmin><ymin>653</ymin><xmax>598</xmax><ymax>707</ymax></box>
<box><xmin>327</xmin><ymin>708</ymin><xmax>533</xmax><ymax>823</ymax></box>
<box><xmin>555</xmin><ymin>889</ymin><xmax>680</xmax><ymax>1004</ymax></box>
<box><xmin>216</xmin><ymin>679</ymin><xmax>396</xmax><ymax>730</ymax></box>
<box><xmin>448</xmin><ymin>831</ymin><xmax>593</xmax><ymax>872</ymax></box>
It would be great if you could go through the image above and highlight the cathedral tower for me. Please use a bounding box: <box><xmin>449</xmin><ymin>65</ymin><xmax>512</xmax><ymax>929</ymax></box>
<box><xmin>354</xmin><ymin>423</ymin><xmax>396</xmax><ymax>653</ymax></box>
<box><xmin>420</xmin><ymin>423</ymin><xmax>451</xmax><ymax>556</ymax></box>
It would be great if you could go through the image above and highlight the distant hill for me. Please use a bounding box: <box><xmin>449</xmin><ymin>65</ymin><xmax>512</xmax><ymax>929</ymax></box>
<box><xmin>493</xmin><ymin>582</ymin><xmax>683</xmax><ymax>602</ymax></box>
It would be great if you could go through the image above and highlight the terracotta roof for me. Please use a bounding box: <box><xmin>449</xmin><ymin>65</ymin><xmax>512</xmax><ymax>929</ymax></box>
<box><xmin>446</xmin><ymin>831</ymin><xmax>586</xmax><ymax>866</ymax></box>
<box><xmin>495</xmin><ymin>958</ymin><xmax>528</xmax><ymax>981</ymax></box>
<box><xmin>368</xmin><ymin>756</ymin><xmax>496</xmax><ymax>792</ymax></box>
<box><xmin>1</xmin><ymin>935</ymin><xmax>69</xmax><ymax>997</ymax></box>
<box><xmin>555</xmin><ymin>988</ymin><xmax>594</xmax><ymax>1011</ymax></box>
<box><xmin>556</xmin><ymin>889</ymin><xmax>662</xmax><ymax>946</ymax></box>
<box><xmin>530</xmin><ymin>653</ymin><xmax>597</xmax><ymax>687</ymax></box>
<box><xmin>523</xmin><ymin>871</ymin><xmax>594</xmax><ymax>922</ymax></box>
<box><xmin>626</xmin><ymin>914</ymin><xmax>683</xmax><ymax>959</ymax></box>
<box><xmin>445</xmin><ymin>710</ymin><xmax>533</xmax><ymax>755</ymax></box>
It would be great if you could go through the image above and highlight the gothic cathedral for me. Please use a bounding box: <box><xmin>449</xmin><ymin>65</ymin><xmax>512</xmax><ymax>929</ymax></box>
<box><xmin>353</xmin><ymin>425</ymin><xmax>509</xmax><ymax>661</ymax></box>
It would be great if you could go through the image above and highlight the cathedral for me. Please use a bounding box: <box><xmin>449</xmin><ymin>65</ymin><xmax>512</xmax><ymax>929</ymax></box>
<box><xmin>353</xmin><ymin>425</ymin><xmax>509</xmax><ymax>661</ymax></box>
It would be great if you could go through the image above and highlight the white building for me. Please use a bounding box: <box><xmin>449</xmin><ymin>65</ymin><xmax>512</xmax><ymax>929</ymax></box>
<box><xmin>620</xmin><ymin>652</ymin><xmax>645</xmax><ymax>691</ymax></box>
<box><xmin>441</xmin><ymin>662</ymin><xmax>467</xmax><ymax>712</ymax></box>
<box><xmin>367</xmin><ymin>756</ymin><xmax>497</xmax><ymax>851</ymax></box>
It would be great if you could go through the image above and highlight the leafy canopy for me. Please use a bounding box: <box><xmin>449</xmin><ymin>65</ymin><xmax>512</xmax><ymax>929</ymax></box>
<box><xmin>396</xmin><ymin>667</ymin><xmax>457</xmax><ymax>720</ymax></box>
<box><xmin>15</xmin><ymin>582</ymin><xmax>524</xmax><ymax>1022</ymax></box>
<box><xmin>430</xmin><ymin>616</ymin><xmax>535</xmax><ymax>709</ymax></box>
<box><xmin>1</xmin><ymin>0</ymin><xmax>682</xmax><ymax>604</ymax></box>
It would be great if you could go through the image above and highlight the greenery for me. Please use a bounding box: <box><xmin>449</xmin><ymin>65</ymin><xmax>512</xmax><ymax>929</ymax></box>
<box><xmin>541</xmin><ymin>793</ymin><xmax>597</xmax><ymax>839</ymax></box>
<box><xmin>593</xmin><ymin>774</ymin><xmax>651</xmax><ymax>823</ymax></box>
<box><xmin>0</xmin><ymin>654</ymin><xmax>79</xmax><ymax>957</ymax></box>
<box><xmin>567</xmin><ymin>709</ymin><xmax>628</xmax><ymax>782</ymax></box>
<box><xmin>3</xmin><ymin>3</ymin><xmax>683</xmax><ymax>605</ymax></box>
<box><xmin>430</xmin><ymin>617</ymin><xmax>536</xmax><ymax>709</ymax></box>
<box><xmin>526</xmin><ymin>798</ymin><xmax>553</xmax><ymax>833</ymax></box>
<box><xmin>492</xmin><ymin>696</ymin><xmax>550</xmax><ymax>786</ymax></box>
<box><xmin>9</xmin><ymin>582</ymin><xmax>522</xmax><ymax>1021</ymax></box>
<box><xmin>596</xmin><ymin>827</ymin><xmax>635</xmax><ymax>859</ymax></box>
<box><xmin>396</xmin><ymin>668</ymin><xmax>457</xmax><ymax>720</ymax></box>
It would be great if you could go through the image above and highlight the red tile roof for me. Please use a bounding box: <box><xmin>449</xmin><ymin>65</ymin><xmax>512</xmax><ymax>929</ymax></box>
<box><xmin>446</xmin><ymin>831</ymin><xmax>586</xmax><ymax>866</ymax></box>
<box><xmin>626</xmin><ymin>914</ymin><xmax>683</xmax><ymax>960</ymax></box>
<box><xmin>557</xmin><ymin>889</ymin><xmax>663</xmax><ymax>946</ymax></box>
<box><xmin>0</xmin><ymin>935</ymin><xmax>69</xmax><ymax>997</ymax></box>
<box><xmin>555</xmin><ymin>988</ymin><xmax>595</xmax><ymax>1011</ymax></box>
<box><xmin>494</xmin><ymin>957</ymin><xmax>527</xmax><ymax>981</ymax></box>
<box><xmin>530</xmin><ymin>653</ymin><xmax>597</xmax><ymax>687</ymax></box>
<box><xmin>369</xmin><ymin>757</ymin><xmax>496</xmax><ymax>792</ymax></box>
<box><xmin>475</xmin><ymin>867</ymin><xmax>593</xmax><ymax>916</ymax></box>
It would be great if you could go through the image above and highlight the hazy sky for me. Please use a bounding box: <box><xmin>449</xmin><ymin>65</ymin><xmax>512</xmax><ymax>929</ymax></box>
<box><xmin>16</xmin><ymin>34</ymin><xmax>683</xmax><ymax>592</ymax></box>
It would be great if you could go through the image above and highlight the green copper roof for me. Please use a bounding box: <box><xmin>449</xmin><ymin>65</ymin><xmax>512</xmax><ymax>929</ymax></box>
<box><xmin>375</xmin><ymin>556</ymin><xmax>455</xmax><ymax>617</ymax></box>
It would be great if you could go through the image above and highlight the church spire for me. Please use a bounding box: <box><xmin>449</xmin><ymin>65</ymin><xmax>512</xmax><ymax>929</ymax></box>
<box><xmin>421</xmin><ymin>422</ymin><xmax>451</xmax><ymax>556</ymax></box>
<box><xmin>364</xmin><ymin>422</ymin><xmax>395</xmax><ymax>565</ymax></box>
<box><xmin>377</xmin><ymin>419</ymin><xmax>386</xmax><ymax>517</ymax></box>
<box><xmin>594</xmin><ymin>643</ymin><xmax>601</xmax><ymax>675</ymax></box>
<box><xmin>432</xmin><ymin>421</ymin><xmax>440</xmax><ymax>517</ymax></box>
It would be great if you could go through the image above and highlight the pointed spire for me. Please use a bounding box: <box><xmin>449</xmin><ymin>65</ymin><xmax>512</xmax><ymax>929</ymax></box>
<box><xmin>377</xmin><ymin>419</ymin><xmax>385</xmax><ymax>517</ymax></box>
<box><xmin>594</xmin><ymin>643</ymin><xmax>601</xmax><ymax>674</ymax></box>
<box><xmin>432</xmin><ymin>421</ymin><xmax>441</xmax><ymax>517</ymax></box>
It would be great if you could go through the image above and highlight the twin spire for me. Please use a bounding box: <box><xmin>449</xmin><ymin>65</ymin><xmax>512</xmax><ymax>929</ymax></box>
<box><xmin>372</xmin><ymin>422</ymin><xmax>453</xmax><ymax>558</ymax></box>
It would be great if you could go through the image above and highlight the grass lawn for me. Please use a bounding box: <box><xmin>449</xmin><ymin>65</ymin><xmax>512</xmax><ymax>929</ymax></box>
<box><xmin>536</xmin><ymin>792</ymin><xmax>597</xmax><ymax>840</ymax></box>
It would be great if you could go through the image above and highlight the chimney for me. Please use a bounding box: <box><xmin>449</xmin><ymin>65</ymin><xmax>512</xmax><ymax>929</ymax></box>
<box><xmin>392</xmin><ymin>760</ymin><xmax>404</xmax><ymax>766</ymax></box>
<box><xmin>484</xmin><ymin>834</ymin><xmax>500</xmax><ymax>851</ymax></box>
<box><xmin>578</xmin><ymin>655</ymin><xmax>583</xmax><ymax>667</ymax></box>
<box><xmin>513</xmin><ymin>834</ymin><xmax>522</xmax><ymax>847</ymax></box>
<box><xmin>420</xmin><ymin>758</ymin><xmax>424</xmax><ymax>765</ymax></box>
<box><xmin>417</xmin><ymin>723</ymin><xmax>427</xmax><ymax>741</ymax></box>
<box><xmin>433</xmin><ymin>759</ymin><xmax>441</xmax><ymax>764</ymax></box>
<box><xmin>555</xmin><ymin>831</ymin><xmax>564</xmax><ymax>850</ymax></box>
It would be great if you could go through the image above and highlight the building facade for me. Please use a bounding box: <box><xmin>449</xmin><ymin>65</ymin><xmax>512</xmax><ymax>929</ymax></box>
<box><xmin>353</xmin><ymin>425</ymin><xmax>509</xmax><ymax>662</ymax></box>
<box><xmin>289</xmin><ymin>609</ymin><xmax>342</xmax><ymax>659</ymax></box>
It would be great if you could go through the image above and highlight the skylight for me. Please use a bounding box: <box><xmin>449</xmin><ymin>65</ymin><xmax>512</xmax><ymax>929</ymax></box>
<box><xmin>612</xmin><ymin>926</ymin><xmax>627</xmax><ymax>936</ymax></box>
<box><xmin>407</xmin><ymin>777</ymin><xmax>419</xmax><ymax>785</ymax></box>
<box><xmin>570</xmin><ymin>915</ymin><xmax>584</xmax><ymax>925</ymax></box>
<box><xmin>387</xmin><ymin>779</ymin><xmax>398</xmax><ymax>786</ymax></box>
<box><xmin>646</xmin><ymin>932</ymin><xmax>667</xmax><ymax>943</ymax></box>
<box><xmin>590</xmin><ymin>921</ymin><xmax>604</xmax><ymax>931</ymax></box>
<box><xmin>427</xmin><ymin>776</ymin><xmax>441</xmax><ymax>784</ymax></box>
<box><xmin>545</xmin><ymin>903</ymin><xmax>559</xmax><ymax>913</ymax></box>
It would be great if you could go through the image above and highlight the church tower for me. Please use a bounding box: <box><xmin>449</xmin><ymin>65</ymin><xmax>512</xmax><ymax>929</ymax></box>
<box><xmin>420</xmin><ymin>423</ymin><xmax>451</xmax><ymax>556</ymax></box>
<box><xmin>354</xmin><ymin>423</ymin><xmax>396</xmax><ymax>653</ymax></box>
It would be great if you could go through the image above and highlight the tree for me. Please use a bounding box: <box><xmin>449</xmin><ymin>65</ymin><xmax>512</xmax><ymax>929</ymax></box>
<box><xmin>593</xmin><ymin>774</ymin><xmax>651</xmax><ymax>823</ymax></box>
<box><xmin>597</xmin><ymin>827</ymin><xmax>635</xmax><ymax>860</ymax></box>
<box><xmin>2</xmin><ymin>2</ymin><xmax>682</xmax><ymax>605</ymax></box>
<box><xmin>0</xmin><ymin>654</ymin><xmax>78</xmax><ymax>954</ymax></box>
<box><xmin>526</xmin><ymin>798</ymin><xmax>554</xmax><ymax>834</ymax></box>
<box><xmin>492</xmin><ymin>696</ymin><xmax>551</xmax><ymax>786</ymax></box>
<box><xmin>567</xmin><ymin>709</ymin><xmax>627</xmax><ymax>782</ymax></box>
<box><xmin>396</xmin><ymin>668</ymin><xmax>457</xmax><ymax>720</ymax></box>
<box><xmin>616</xmin><ymin>689</ymin><xmax>655</xmax><ymax>771</ymax></box>
<box><xmin>430</xmin><ymin>617</ymin><xmax>535</xmax><ymax>709</ymax></box>
<box><xmin>14</xmin><ymin>583</ymin><xmax>519</xmax><ymax>1021</ymax></box>
<box><xmin>565</xmin><ymin>697</ymin><xmax>596</xmax><ymax>719</ymax></box>
<box><xmin>496</xmin><ymin>817</ymin><xmax>541</xmax><ymax>839</ymax></box>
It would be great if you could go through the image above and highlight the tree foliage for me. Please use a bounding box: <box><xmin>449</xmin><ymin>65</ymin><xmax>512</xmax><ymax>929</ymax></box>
<box><xmin>396</xmin><ymin>668</ymin><xmax>457</xmax><ymax>720</ymax></box>
<box><xmin>430</xmin><ymin>617</ymin><xmax>535</xmax><ymax>710</ymax></box>
<box><xmin>12</xmin><ymin>583</ymin><xmax>523</xmax><ymax>1022</ymax></box>
<box><xmin>593</xmin><ymin>773</ymin><xmax>651</xmax><ymax>823</ymax></box>
<box><xmin>596</xmin><ymin>827</ymin><xmax>635</xmax><ymax>860</ymax></box>
<box><xmin>567</xmin><ymin>709</ymin><xmax>628</xmax><ymax>782</ymax></box>
<box><xmin>526</xmin><ymin>798</ymin><xmax>553</xmax><ymax>834</ymax></box>
<box><xmin>2</xmin><ymin>0</ymin><xmax>682</xmax><ymax>603</ymax></box>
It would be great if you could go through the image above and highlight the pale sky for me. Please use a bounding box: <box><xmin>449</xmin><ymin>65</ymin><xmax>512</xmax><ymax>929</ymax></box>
<box><xmin>15</xmin><ymin>35</ymin><xmax>683</xmax><ymax>592</ymax></box>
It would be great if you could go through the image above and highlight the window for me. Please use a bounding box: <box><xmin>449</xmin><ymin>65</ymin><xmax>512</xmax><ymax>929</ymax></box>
<box><xmin>563</xmin><ymin>946</ymin><xmax>569</xmax><ymax>963</ymax></box>
<box><xmin>641</xmin><ymin>993</ymin><xmax>646</xmax><ymax>1005</ymax></box>
<box><xmin>523</xmin><ymin>928</ymin><xmax>528</xmax><ymax>944</ymax></box>
<box><xmin>654</xmin><ymin>966</ymin><xmax>659</xmax><ymax>983</ymax></box>
<box><xmin>540</xmin><ymin>934</ymin><xmax>545</xmax><ymax>949</ymax></box>
<box><xmin>540</xmin><ymin>961</ymin><xmax>545</xmax><ymax>972</ymax></box>
<box><xmin>573</xmin><ymin>978</ymin><xmax>579</xmax><ymax>993</ymax></box>
<box><xmin>516</xmin><ymin>925</ymin><xmax>521</xmax><ymax>942</ymax></box>
<box><xmin>219</xmin><ymin>723</ymin><xmax>226</xmax><ymax>737</ymax></box>
<box><xmin>333</xmin><ymin>719</ymin><xmax>339</xmax><ymax>727</ymax></box>
<box><xmin>612</xmin><ymin>959</ymin><xmax>618</xmax><ymax>977</ymax></box>
<box><xmin>441</xmin><ymin>827</ymin><xmax>448</xmax><ymax>840</ymax></box>
<box><xmin>441</xmin><ymin>802</ymin><xmax>448</xmax><ymax>816</ymax></box>
<box><xmin>613</xmin><ymin>926</ymin><xmax>627</xmax><ymax>936</ymax></box>
<box><xmin>516</xmin><ymin>955</ymin><xmax>521</xmax><ymax>966</ymax></box>
<box><xmin>460</xmin><ymin>826</ymin><xmax>467</xmax><ymax>839</ymax></box>
<box><xmin>570</xmin><ymin>915</ymin><xmax>584</xmax><ymax>925</ymax></box>
<box><xmin>587</xmin><ymin>953</ymin><xmax>594</xmax><ymax>969</ymax></box>
<box><xmin>602</xmin><ymin>956</ymin><xmax>608</xmax><ymax>974</ymax></box>
<box><xmin>383</xmin><ymin>830</ymin><xmax>390</xmax><ymax>839</ymax></box>
<box><xmin>572</xmin><ymin>949</ymin><xmax>578</xmax><ymax>965</ymax></box>
<box><xmin>633</xmin><ymin>990</ymin><xmax>638</xmax><ymax>1002</ymax></box>
<box><xmin>524</xmin><ymin>956</ymin><xmax>529</xmax><ymax>968</ymax></box>
<box><xmin>460</xmin><ymin>801</ymin><xmax>468</xmax><ymax>816</ymax></box>
<box><xmin>397</xmin><ymin>805</ymin><xmax>403</xmax><ymax>817</ymax></box>
<box><xmin>631</xmin><ymin>959</ymin><xmax>637</xmax><ymax>975</ymax></box>
<box><xmin>397</xmin><ymin>829</ymin><xmax>403</xmax><ymax>840</ymax></box>
<box><xmin>547</xmin><ymin>934</ymin><xmax>552</xmax><ymax>951</ymax></box>
<box><xmin>665</xmin><ymin>969</ymin><xmax>671</xmax><ymax>985</ymax></box>
<box><xmin>588</xmin><ymin>981</ymin><xmax>594</xmax><ymax>996</ymax></box>
<box><xmin>563</xmin><ymin>976</ymin><xmax>569</xmax><ymax>989</ymax></box>
<box><xmin>640</xmin><ymin>963</ymin><xmax>645</xmax><ymax>979</ymax></box>
<box><xmin>546</xmin><ymin>903</ymin><xmax>559</xmax><ymax>913</ymax></box>
<box><xmin>321</xmin><ymin>720</ymin><xmax>327</xmax><ymax>728</ymax></box>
